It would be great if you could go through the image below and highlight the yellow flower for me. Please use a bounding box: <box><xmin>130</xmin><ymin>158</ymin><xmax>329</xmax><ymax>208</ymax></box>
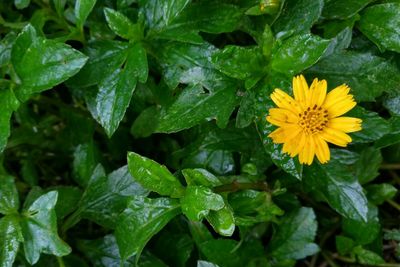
<box><xmin>266</xmin><ymin>75</ymin><xmax>362</xmax><ymax>165</ymax></box>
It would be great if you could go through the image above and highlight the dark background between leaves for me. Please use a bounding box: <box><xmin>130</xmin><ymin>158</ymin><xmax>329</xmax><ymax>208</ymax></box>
<box><xmin>0</xmin><ymin>0</ymin><xmax>400</xmax><ymax>266</ymax></box>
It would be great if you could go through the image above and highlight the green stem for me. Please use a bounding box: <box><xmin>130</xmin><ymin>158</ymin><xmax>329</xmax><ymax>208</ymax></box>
<box><xmin>57</xmin><ymin>257</ymin><xmax>66</xmax><ymax>267</ymax></box>
<box><xmin>387</xmin><ymin>199</ymin><xmax>400</xmax><ymax>212</ymax></box>
<box><xmin>321</xmin><ymin>251</ymin><xmax>340</xmax><ymax>267</ymax></box>
<box><xmin>381</xmin><ymin>164</ymin><xmax>400</xmax><ymax>170</ymax></box>
<box><xmin>213</xmin><ymin>181</ymin><xmax>269</xmax><ymax>193</ymax></box>
<box><xmin>61</xmin><ymin>210</ymin><xmax>81</xmax><ymax>235</ymax></box>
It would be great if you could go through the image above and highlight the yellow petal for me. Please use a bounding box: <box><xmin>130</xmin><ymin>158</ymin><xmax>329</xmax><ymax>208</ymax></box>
<box><xmin>310</xmin><ymin>79</ymin><xmax>327</xmax><ymax>107</ymax></box>
<box><xmin>289</xmin><ymin>132</ymin><xmax>306</xmax><ymax>157</ymax></box>
<box><xmin>314</xmin><ymin>134</ymin><xmax>330</xmax><ymax>164</ymax></box>
<box><xmin>271</xmin><ymin>89</ymin><xmax>301</xmax><ymax>113</ymax></box>
<box><xmin>268</xmin><ymin>108</ymin><xmax>299</xmax><ymax>123</ymax></box>
<box><xmin>328</xmin><ymin>117</ymin><xmax>362</xmax><ymax>133</ymax></box>
<box><xmin>327</xmin><ymin>95</ymin><xmax>357</xmax><ymax>118</ymax></box>
<box><xmin>268</xmin><ymin>128</ymin><xmax>285</xmax><ymax>143</ymax></box>
<box><xmin>322</xmin><ymin>84</ymin><xmax>351</xmax><ymax>109</ymax></box>
<box><xmin>321</xmin><ymin>127</ymin><xmax>352</xmax><ymax>147</ymax></box>
<box><xmin>293</xmin><ymin>75</ymin><xmax>308</xmax><ymax>106</ymax></box>
<box><xmin>298</xmin><ymin>135</ymin><xmax>315</xmax><ymax>165</ymax></box>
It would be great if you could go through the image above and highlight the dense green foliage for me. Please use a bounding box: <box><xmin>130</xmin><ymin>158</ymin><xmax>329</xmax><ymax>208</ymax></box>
<box><xmin>0</xmin><ymin>0</ymin><xmax>400</xmax><ymax>266</ymax></box>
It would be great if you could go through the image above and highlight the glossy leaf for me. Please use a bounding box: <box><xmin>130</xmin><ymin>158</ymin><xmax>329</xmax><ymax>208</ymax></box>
<box><xmin>20</xmin><ymin>191</ymin><xmax>71</xmax><ymax>265</ymax></box>
<box><xmin>127</xmin><ymin>152</ymin><xmax>184</xmax><ymax>197</ymax></box>
<box><xmin>156</xmin><ymin>84</ymin><xmax>238</xmax><ymax>133</ymax></box>
<box><xmin>267</xmin><ymin>207</ymin><xmax>319</xmax><ymax>260</ymax></box>
<box><xmin>348</xmin><ymin>107</ymin><xmax>391</xmax><ymax>144</ymax></box>
<box><xmin>180</xmin><ymin>185</ymin><xmax>225</xmax><ymax>221</ymax></box>
<box><xmin>0</xmin><ymin>175</ymin><xmax>19</xmax><ymax>215</ymax></box>
<box><xmin>11</xmin><ymin>24</ymin><xmax>88</xmax><ymax>101</ymax></box>
<box><xmin>355</xmin><ymin>147</ymin><xmax>382</xmax><ymax>184</ymax></box>
<box><xmin>342</xmin><ymin>204</ymin><xmax>380</xmax><ymax>245</ymax></box>
<box><xmin>0</xmin><ymin>215</ymin><xmax>22</xmax><ymax>267</ymax></box>
<box><xmin>154</xmin><ymin>231</ymin><xmax>194</xmax><ymax>267</ymax></box>
<box><xmin>271</xmin><ymin>33</ymin><xmax>330</xmax><ymax>74</ymax></box>
<box><xmin>306</xmin><ymin>51</ymin><xmax>400</xmax><ymax>101</ymax></box>
<box><xmin>358</xmin><ymin>3</ymin><xmax>400</xmax><ymax>53</ymax></box>
<box><xmin>115</xmin><ymin>196</ymin><xmax>181</xmax><ymax>260</ymax></box>
<box><xmin>303</xmin><ymin>152</ymin><xmax>369</xmax><ymax>221</ymax></box>
<box><xmin>75</xmin><ymin>0</ymin><xmax>97</xmax><ymax>29</ymax></box>
<box><xmin>93</xmin><ymin>44</ymin><xmax>139</xmax><ymax>137</ymax></box>
<box><xmin>181</xmin><ymin>168</ymin><xmax>222</xmax><ymax>187</ymax></box>
<box><xmin>14</xmin><ymin>0</ymin><xmax>30</xmax><ymax>9</ymax></box>
<box><xmin>211</xmin><ymin>45</ymin><xmax>265</xmax><ymax>81</ymax></box>
<box><xmin>67</xmin><ymin>40</ymin><xmax>128</xmax><ymax>88</ymax></box>
<box><xmin>72</xmin><ymin>142</ymin><xmax>97</xmax><ymax>187</ymax></box>
<box><xmin>205</xmin><ymin>203</ymin><xmax>235</xmax><ymax>236</ymax></box>
<box><xmin>323</xmin><ymin>0</ymin><xmax>372</xmax><ymax>19</ymax></box>
<box><xmin>0</xmin><ymin>90</ymin><xmax>19</xmax><ymax>154</ymax></box>
<box><xmin>354</xmin><ymin>246</ymin><xmax>385</xmax><ymax>265</ymax></box>
<box><xmin>366</xmin><ymin>184</ymin><xmax>397</xmax><ymax>206</ymax></box>
<box><xmin>77</xmin><ymin>165</ymin><xmax>149</xmax><ymax>228</ymax></box>
<box><xmin>273</xmin><ymin>0</ymin><xmax>323</xmax><ymax>39</ymax></box>
<box><xmin>104</xmin><ymin>8</ymin><xmax>142</xmax><ymax>40</ymax></box>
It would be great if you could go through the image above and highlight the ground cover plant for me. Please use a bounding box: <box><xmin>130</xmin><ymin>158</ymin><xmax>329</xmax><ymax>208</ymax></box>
<box><xmin>1</xmin><ymin>0</ymin><xmax>400</xmax><ymax>266</ymax></box>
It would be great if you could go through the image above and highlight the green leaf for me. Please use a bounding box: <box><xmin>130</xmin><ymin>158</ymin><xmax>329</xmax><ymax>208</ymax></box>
<box><xmin>355</xmin><ymin>147</ymin><xmax>382</xmax><ymax>184</ymax></box>
<box><xmin>0</xmin><ymin>215</ymin><xmax>22</xmax><ymax>267</ymax></box>
<box><xmin>181</xmin><ymin>168</ymin><xmax>222</xmax><ymax>187</ymax></box>
<box><xmin>322</xmin><ymin>0</ymin><xmax>373</xmax><ymax>19</ymax></box>
<box><xmin>375</xmin><ymin>116</ymin><xmax>400</xmax><ymax>148</ymax></box>
<box><xmin>267</xmin><ymin>207</ymin><xmax>319</xmax><ymax>260</ymax></box>
<box><xmin>273</xmin><ymin>0</ymin><xmax>323</xmax><ymax>39</ymax></box>
<box><xmin>127</xmin><ymin>152</ymin><xmax>184</xmax><ymax>197</ymax></box>
<box><xmin>180</xmin><ymin>185</ymin><xmax>225</xmax><ymax>221</ymax></box>
<box><xmin>92</xmin><ymin>44</ymin><xmax>139</xmax><ymax>137</ymax></box>
<box><xmin>14</xmin><ymin>0</ymin><xmax>30</xmax><ymax>9</ymax></box>
<box><xmin>205</xmin><ymin>203</ymin><xmax>235</xmax><ymax>236</ymax></box>
<box><xmin>77</xmin><ymin>165</ymin><xmax>149</xmax><ymax>228</ymax></box>
<box><xmin>21</xmin><ymin>191</ymin><xmax>71</xmax><ymax>265</ymax></box>
<box><xmin>303</xmin><ymin>150</ymin><xmax>369</xmax><ymax>221</ymax></box>
<box><xmin>358</xmin><ymin>3</ymin><xmax>400</xmax><ymax>53</ymax></box>
<box><xmin>78</xmin><ymin>234</ymin><xmax>135</xmax><ymax>266</ymax></box>
<box><xmin>354</xmin><ymin>246</ymin><xmax>385</xmax><ymax>265</ymax></box>
<box><xmin>154</xmin><ymin>231</ymin><xmax>194</xmax><ymax>267</ymax></box>
<box><xmin>271</xmin><ymin>33</ymin><xmax>330</xmax><ymax>75</ymax></box>
<box><xmin>72</xmin><ymin>142</ymin><xmax>97</xmax><ymax>187</ymax></box>
<box><xmin>0</xmin><ymin>89</ymin><xmax>20</xmax><ymax>153</ymax></box>
<box><xmin>0</xmin><ymin>175</ymin><xmax>19</xmax><ymax>215</ymax></box>
<box><xmin>131</xmin><ymin>106</ymin><xmax>160</xmax><ymax>138</ymax></box>
<box><xmin>75</xmin><ymin>0</ymin><xmax>97</xmax><ymax>29</ymax></box>
<box><xmin>115</xmin><ymin>196</ymin><xmax>181</xmax><ymax>260</ymax></box>
<box><xmin>348</xmin><ymin>107</ymin><xmax>391</xmax><ymax>144</ymax></box>
<box><xmin>366</xmin><ymin>184</ymin><xmax>398</xmax><ymax>205</ymax></box>
<box><xmin>306</xmin><ymin>51</ymin><xmax>400</xmax><ymax>101</ymax></box>
<box><xmin>156</xmin><ymin>84</ymin><xmax>237</xmax><ymax>133</ymax></box>
<box><xmin>228</xmin><ymin>190</ymin><xmax>284</xmax><ymax>226</ymax></box>
<box><xmin>198</xmin><ymin>261</ymin><xmax>220</xmax><ymax>267</ymax></box>
<box><xmin>156</xmin><ymin>42</ymin><xmax>235</xmax><ymax>90</ymax></box>
<box><xmin>0</xmin><ymin>32</ymin><xmax>16</xmax><ymax>67</ymax></box>
<box><xmin>67</xmin><ymin>40</ymin><xmax>128</xmax><ymax>88</ymax></box>
<box><xmin>53</xmin><ymin>186</ymin><xmax>82</xmax><ymax>220</ymax></box>
<box><xmin>342</xmin><ymin>204</ymin><xmax>380</xmax><ymax>245</ymax></box>
<box><xmin>335</xmin><ymin>235</ymin><xmax>355</xmax><ymax>255</ymax></box>
<box><xmin>211</xmin><ymin>45</ymin><xmax>265</xmax><ymax>82</ymax></box>
<box><xmin>130</xmin><ymin>42</ymin><xmax>148</xmax><ymax>84</ymax></box>
<box><xmin>140</xmin><ymin>0</ymin><xmax>190</xmax><ymax>30</ymax></box>
<box><xmin>11</xmin><ymin>24</ymin><xmax>88</xmax><ymax>101</ymax></box>
<box><xmin>104</xmin><ymin>8</ymin><xmax>142</xmax><ymax>41</ymax></box>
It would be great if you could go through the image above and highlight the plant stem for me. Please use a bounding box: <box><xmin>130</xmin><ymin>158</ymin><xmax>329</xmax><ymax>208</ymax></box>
<box><xmin>57</xmin><ymin>257</ymin><xmax>66</xmax><ymax>267</ymax></box>
<box><xmin>381</xmin><ymin>164</ymin><xmax>400</xmax><ymax>170</ymax></box>
<box><xmin>321</xmin><ymin>251</ymin><xmax>340</xmax><ymax>267</ymax></box>
<box><xmin>387</xmin><ymin>199</ymin><xmax>400</xmax><ymax>212</ymax></box>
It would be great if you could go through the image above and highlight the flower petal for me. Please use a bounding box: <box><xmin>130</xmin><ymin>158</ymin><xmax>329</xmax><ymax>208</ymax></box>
<box><xmin>299</xmin><ymin>135</ymin><xmax>315</xmax><ymax>165</ymax></box>
<box><xmin>322</xmin><ymin>84</ymin><xmax>351</xmax><ymax>109</ymax></box>
<box><xmin>310</xmin><ymin>79</ymin><xmax>327</xmax><ymax>107</ymax></box>
<box><xmin>321</xmin><ymin>127</ymin><xmax>352</xmax><ymax>147</ymax></box>
<box><xmin>314</xmin><ymin>134</ymin><xmax>330</xmax><ymax>164</ymax></box>
<box><xmin>327</xmin><ymin>95</ymin><xmax>357</xmax><ymax>118</ymax></box>
<box><xmin>268</xmin><ymin>128</ymin><xmax>286</xmax><ymax>143</ymax></box>
<box><xmin>268</xmin><ymin>108</ymin><xmax>299</xmax><ymax>123</ymax></box>
<box><xmin>293</xmin><ymin>75</ymin><xmax>308</xmax><ymax>106</ymax></box>
<box><xmin>271</xmin><ymin>89</ymin><xmax>301</xmax><ymax>113</ymax></box>
<box><xmin>328</xmin><ymin>117</ymin><xmax>362</xmax><ymax>133</ymax></box>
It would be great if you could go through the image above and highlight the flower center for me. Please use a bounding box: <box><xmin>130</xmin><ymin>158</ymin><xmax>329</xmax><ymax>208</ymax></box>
<box><xmin>298</xmin><ymin>104</ymin><xmax>329</xmax><ymax>134</ymax></box>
